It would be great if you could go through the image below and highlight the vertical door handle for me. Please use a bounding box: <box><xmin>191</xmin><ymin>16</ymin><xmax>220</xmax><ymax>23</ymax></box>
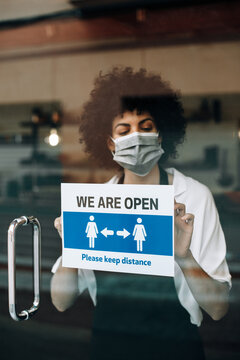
<box><xmin>8</xmin><ymin>216</ymin><xmax>41</xmax><ymax>321</ymax></box>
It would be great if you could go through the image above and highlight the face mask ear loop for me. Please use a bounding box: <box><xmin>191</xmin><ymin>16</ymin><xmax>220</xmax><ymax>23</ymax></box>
<box><xmin>110</xmin><ymin>136</ymin><xmax>116</xmax><ymax>155</ymax></box>
<box><xmin>156</xmin><ymin>132</ymin><xmax>164</xmax><ymax>153</ymax></box>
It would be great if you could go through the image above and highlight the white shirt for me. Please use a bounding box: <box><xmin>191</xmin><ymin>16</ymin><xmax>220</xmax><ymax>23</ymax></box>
<box><xmin>52</xmin><ymin>168</ymin><xmax>231</xmax><ymax>326</ymax></box>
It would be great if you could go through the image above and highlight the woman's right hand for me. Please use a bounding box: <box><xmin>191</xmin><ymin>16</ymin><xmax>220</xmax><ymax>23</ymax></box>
<box><xmin>54</xmin><ymin>216</ymin><xmax>62</xmax><ymax>238</ymax></box>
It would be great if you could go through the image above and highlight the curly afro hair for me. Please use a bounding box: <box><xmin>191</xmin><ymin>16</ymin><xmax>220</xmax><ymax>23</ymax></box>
<box><xmin>80</xmin><ymin>67</ymin><xmax>187</xmax><ymax>168</ymax></box>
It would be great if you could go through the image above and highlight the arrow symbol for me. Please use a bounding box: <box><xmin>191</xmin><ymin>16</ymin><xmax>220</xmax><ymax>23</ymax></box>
<box><xmin>117</xmin><ymin>229</ymin><xmax>130</xmax><ymax>239</ymax></box>
<box><xmin>101</xmin><ymin>227</ymin><xmax>114</xmax><ymax>238</ymax></box>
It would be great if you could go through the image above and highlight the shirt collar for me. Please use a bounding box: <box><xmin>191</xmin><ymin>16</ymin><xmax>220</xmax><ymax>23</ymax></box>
<box><xmin>166</xmin><ymin>167</ymin><xmax>187</xmax><ymax>197</ymax></box>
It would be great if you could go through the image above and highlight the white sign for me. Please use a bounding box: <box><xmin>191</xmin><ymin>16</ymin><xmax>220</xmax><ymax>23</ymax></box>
<box><xmin>61</xmin><ymin>183</ymin><xmax>174</xmax><ymax>277</ymax></box>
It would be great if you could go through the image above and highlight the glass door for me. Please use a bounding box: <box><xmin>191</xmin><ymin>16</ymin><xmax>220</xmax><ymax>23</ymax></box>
<box><xmin>0</xmin><ymin>3</ymin><xmax>240</xmax><ymax>360</ymax></box>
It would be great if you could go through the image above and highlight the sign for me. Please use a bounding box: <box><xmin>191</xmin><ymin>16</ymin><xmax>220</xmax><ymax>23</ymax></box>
<box><xmin>61</xmin><ymin>183</ymin><xmax>174</xmax><ymax>276</ymax></box>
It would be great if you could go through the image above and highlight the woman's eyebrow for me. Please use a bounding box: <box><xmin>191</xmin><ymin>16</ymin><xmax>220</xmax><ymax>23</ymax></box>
<box><xmin>114</xmin><ymin>117</ymin><xmax>154</xmax><ymax>130</ymax></box>
<box><xmin>114</xmin><ymin>123</ymin><xmax>130</xmax><ymax>130</ymax></box>
<box><xmin>139</xmin><ymin>118</ymin><xmax>154</xmax><ymax>125</ymax></box>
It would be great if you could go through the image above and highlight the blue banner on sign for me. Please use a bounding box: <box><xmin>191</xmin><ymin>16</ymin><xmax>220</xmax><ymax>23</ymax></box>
<box><xmin>63</xmin><ymin>211</ymin><xmax>173</xmax><ymax>256</ymax></box>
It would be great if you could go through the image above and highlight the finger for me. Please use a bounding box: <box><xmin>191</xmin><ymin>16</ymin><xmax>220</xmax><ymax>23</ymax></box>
<box><xmin>174</xmin><ymin>203</ymin><xmax>186</xmax><ymax>216</ymax></box>
<box><xmin>181</xmin><ymin>213</ymin><xmax>194</xmax><ymax>224</ymax></box>
<box><xmin>54</xmin><ymin>216</ymin><xmax>61</xmax><ymax>228</ymax></box>
<box><xmin>54</xmin><ymin>216</ymin><xmax>62</xmax><ymax>236</ymax></box>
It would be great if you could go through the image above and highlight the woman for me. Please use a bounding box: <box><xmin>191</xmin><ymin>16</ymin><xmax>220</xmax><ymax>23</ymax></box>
<box><xmin>51</xmin><ymin>67</ymin><xmax>231</xmax><ymax>360</ymax></box>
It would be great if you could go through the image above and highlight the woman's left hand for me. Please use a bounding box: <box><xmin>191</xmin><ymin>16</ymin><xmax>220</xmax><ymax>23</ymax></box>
<box><xmin>174</xmin><ymin>200</ymin><xmax>229</xmax><ymax>321</ymax></box>
<box><xmin>174</xmin><ymin>200</ymin><xmax>194</xmax><ymax>259</ymax></box>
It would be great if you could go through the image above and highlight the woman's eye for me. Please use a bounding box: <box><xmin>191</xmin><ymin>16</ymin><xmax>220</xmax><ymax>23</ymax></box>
<box><xmin>141</xmin><ymin>127</ymin><xmax>152</xmax><ymax>131</ymax></box>
<box><xmin>120</xmin><ymin>132</ymin><xmax>128</xmax><ymax>136</ymax></box>
<box><xmin>119</xmin><ymin>130</ymin><xmax>129</xmax><ymax>135</ymax></box>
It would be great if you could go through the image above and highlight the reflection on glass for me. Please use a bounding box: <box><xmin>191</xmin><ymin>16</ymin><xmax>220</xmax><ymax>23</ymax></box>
<box><xmin>51</xmin><ymin>67</ymin><xmax>232</xmax><ymax>360</ymax></box>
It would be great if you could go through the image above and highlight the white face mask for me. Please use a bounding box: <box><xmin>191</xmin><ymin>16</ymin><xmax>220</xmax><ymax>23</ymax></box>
<box><xmin>111</xmin><ymin>132</ymin><xmax>164</xmax><ymax>176</ymax></box>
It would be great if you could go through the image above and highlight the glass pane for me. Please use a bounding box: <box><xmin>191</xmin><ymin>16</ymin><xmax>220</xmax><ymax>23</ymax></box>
<box><xmin>0</xmin><ymin>4</ymin><xmax>239</xmax><ymax>360</ymax></box>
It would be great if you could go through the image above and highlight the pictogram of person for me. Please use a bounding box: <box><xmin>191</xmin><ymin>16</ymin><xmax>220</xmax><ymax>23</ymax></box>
<box><xmin>85</xmin><ymin>215</ymin><xmax>98</xmax><ymax>248</ymax></box>
<box><xmin>133</xmin><ymin>217</ymin><xmax>146</xmax><ymax>252</ymax></box>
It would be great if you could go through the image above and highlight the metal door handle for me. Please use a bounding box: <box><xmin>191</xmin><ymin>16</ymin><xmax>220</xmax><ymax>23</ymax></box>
<box><xmin>8</xmin><ymin>216</ymin><xmax>41</xmax><ymax>321</ymax></box>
